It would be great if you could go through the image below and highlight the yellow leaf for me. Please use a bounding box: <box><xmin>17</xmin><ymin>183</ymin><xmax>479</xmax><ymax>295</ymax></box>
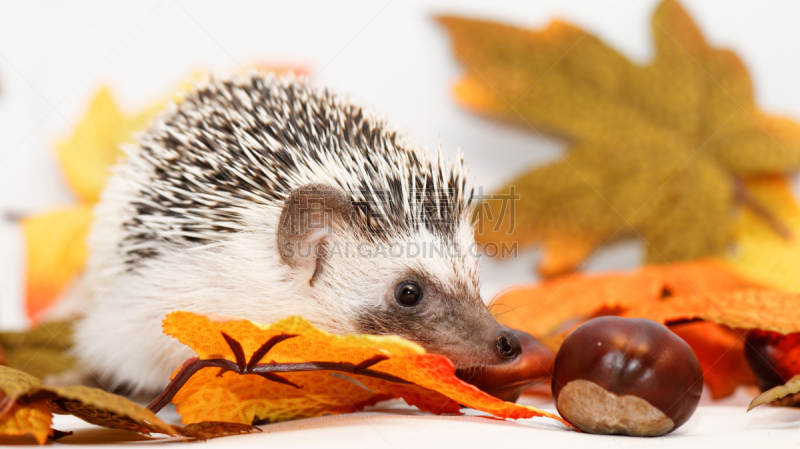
<box><xmin>0</xmin><ymin>401</ymin><xmax>53</xmax><ymax>445</ymax></box>
<box><xmin>56</xmin><ymin>87</ymin><xmax>162</xmax><ymax>203</ymax></box>
<box><xmin>727</xmin><ymin>176</ymin><xmax>800</xmax><ymax>292</ymax></box>
<box><xmin>439</xmin><ymin>0</ymin><xmax>800</xmax><ymax>275</ymax></box>
<box><xmin>21</xmin><ymin>205</ymin><xmax>93</xmax><ymax>321</ymax></box>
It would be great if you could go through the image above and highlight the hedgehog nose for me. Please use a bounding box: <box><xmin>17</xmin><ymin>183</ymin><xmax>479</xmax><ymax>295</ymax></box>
<box><xmin>496</xmin><ymin>330</ymin><xmax>521</xmax><ymax>360</ymax></box>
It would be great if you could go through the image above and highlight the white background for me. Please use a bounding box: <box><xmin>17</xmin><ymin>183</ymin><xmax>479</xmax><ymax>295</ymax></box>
<box><xmin>1</xmin><ymin>1</ymin><xmax>799</xmax><ymax>446</ymax></box>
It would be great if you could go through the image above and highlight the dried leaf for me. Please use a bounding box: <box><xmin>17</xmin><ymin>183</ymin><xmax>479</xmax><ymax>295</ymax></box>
<box><xmin>0</xmin><ymin>365</ymin><xmax>45</xmax><ymax>403</ymax></box>
<box><xmin>727</xmin><ymin>176</ymin><xmax>800</xmax><ymax>293</ymax></box>
<box><xmin>489</xmin><ymin>259</ymin><xmax>757</xmax><ymax>339</ymax></box>
<box><xmin>0</xmin><ymin>401</ymin><xmax>53</xmax><ymax>444</ymax></box>
<box><xmin>0</xmin><ymin>321</ymin><xmax>75</xmax><ymax>379</ymax></box>
<box><xmin>748</xmin><ymin>375</ymin><xmax>800</xmax><ymax>411</ymax></box>
<box><xmin>160</xmin><ymin>312</ymin><xmax>571</xmax><ymax>427</ymax></box>
<box><xmin>44</xmin><ymin>384</ymin><xmax>176</xmax><ymax>435</ymax></box>
<box><xmin>178</xmin><ymin>421</ymin><xmax>261</xmax><ymax>440</ymax></box>
<box><xmin>21</xmin><ymin>205</ymin><xmax>93</xmax><ymax>321</ymax></box>
<box><xmin>0</xmin><ymin>367</ymin><xmax>266</xmax><ymax>442</ymax></box>
<box><xmin>0</xmin><ymin>321</ymin><xmax>73</xmax><ymax>349</ymax></box>
<box><xmin>3</xmin><ymin>347</ymin><xmax>75</xmax><ymax>381</ymax></box>
<box><xmin>0</xmin><ymin>366</ymin><xmax>176</xmax><ymax>437</ymax></box>
<box><xmin>670</xmin><ymin>322</ymin><xmax>754</xmax><ymax>399</ymax></box>
<box><xmin>439</xmin><ymin>0</ymin><xmax>800</xmax><ymax>275</ymax></box>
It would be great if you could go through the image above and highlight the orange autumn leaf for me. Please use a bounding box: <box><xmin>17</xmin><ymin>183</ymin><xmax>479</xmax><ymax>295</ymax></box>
<box><xmin>160</xmin><ymin>312</ymin><xmax>571</xmax><ymax>427</ymax></box>
<box><xmin>622</xmin><ymin>289</ymin><xmax>800</xmax><ymax>334</ymax></box>
<box><xmin>670</xmin><ymin>322</ymin><xmax>754</xmax><ymax>399</ymax></box>
<box><xmin>489</xmin><ymin>259</ymin><xmax>758</xmax><ymax>339</ymax></box>
<box><xmin>173</xmin><ymin>369</ymin><xmax>396</xmax><ymax>424</ymax></box>
<box><xmin>0</xmin><ymin>401</ymin><xmax>52</xmax><ymax>444</ymax></box>
<box><xmin>21</xmin><ymin>205</ymin><xmax>93</xmax><ymax>321</ymax></box>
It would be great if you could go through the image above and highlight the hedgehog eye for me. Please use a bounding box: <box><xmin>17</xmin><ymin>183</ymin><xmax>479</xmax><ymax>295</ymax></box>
<box><xmin>394</xmin><ymin>281</ymin><xmax>422</xmax><ymax>307</ymax></box>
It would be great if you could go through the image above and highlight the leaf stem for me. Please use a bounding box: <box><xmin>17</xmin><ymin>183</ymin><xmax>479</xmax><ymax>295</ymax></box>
<box><xmin>146</xmin><ymin>334</ymin><xmax>405</xmax><ymax>414</ymax></box>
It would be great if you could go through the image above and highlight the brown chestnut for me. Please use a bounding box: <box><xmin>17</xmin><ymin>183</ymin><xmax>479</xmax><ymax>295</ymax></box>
<box><xmin>552</xmin><ymin>317</ymin><xmax>703</xmax><ymax>436</ymax></box>
<box><xmin>745</xmin><ymin>330</ymin><xmax>800</xmax><ymax>392</ymax></box>
<box><xmin>456</xmin><ymin>329</ymin><xmax>554</xmax><ymax>402</ymax></box>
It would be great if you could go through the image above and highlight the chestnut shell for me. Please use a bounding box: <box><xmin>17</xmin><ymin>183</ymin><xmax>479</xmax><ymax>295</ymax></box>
<box><xmin>552</xmin><ymin>317</ymin><xmax>703</xmax><ymax>432</ymax></box>
<box><xmin>456</xmin><ymin>329</ymin><xmax>554</xmax><ymax>402</ymax></box>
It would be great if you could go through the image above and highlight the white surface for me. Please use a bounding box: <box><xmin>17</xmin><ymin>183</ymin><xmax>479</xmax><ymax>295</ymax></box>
<box><xmin>33</xmin><ymin>398</ymin><xmax>800</xmax><ymax>448</ymax></box>
<box><xmin>1</xmin><ymin>0</ymin><xmax>800</xmax><ymax>446</ymax></box>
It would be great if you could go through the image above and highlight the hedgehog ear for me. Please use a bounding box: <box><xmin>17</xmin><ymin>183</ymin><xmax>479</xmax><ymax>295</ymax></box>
<box><xmin>276</xmin><ymin>184</ymin><xmax>354</xmax><ymax>284</ymax></box>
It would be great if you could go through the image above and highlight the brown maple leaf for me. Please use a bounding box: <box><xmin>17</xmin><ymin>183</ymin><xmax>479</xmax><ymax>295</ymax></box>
<box><xmin>439</xmin><ymin>0</ymin><xmax>800</xmax><ymax>276</ymax></box>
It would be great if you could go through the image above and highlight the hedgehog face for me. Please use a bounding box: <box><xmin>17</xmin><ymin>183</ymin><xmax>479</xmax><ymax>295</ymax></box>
<box><xmin>310</xmin><ymin>223</ymin><xmax>521</xmax><ymax>369</ymax></box>
<box><xmin>365</xmin><ymin>270</ymin><xmax>523</xmax><ymax>369</ymax></box>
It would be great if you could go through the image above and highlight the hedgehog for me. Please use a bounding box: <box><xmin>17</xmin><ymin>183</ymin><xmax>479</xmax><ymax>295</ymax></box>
<box><xmin>73</xmin><ymin>72</ymin><xmax>521</xmax><ymax>394</ymax></box>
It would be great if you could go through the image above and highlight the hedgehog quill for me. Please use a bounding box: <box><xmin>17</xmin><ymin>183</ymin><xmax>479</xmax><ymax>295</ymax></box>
<box><xmin>73</xmin><ymin>73</ymin><xmax>521</xmax><ymax>394</ymax></box>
